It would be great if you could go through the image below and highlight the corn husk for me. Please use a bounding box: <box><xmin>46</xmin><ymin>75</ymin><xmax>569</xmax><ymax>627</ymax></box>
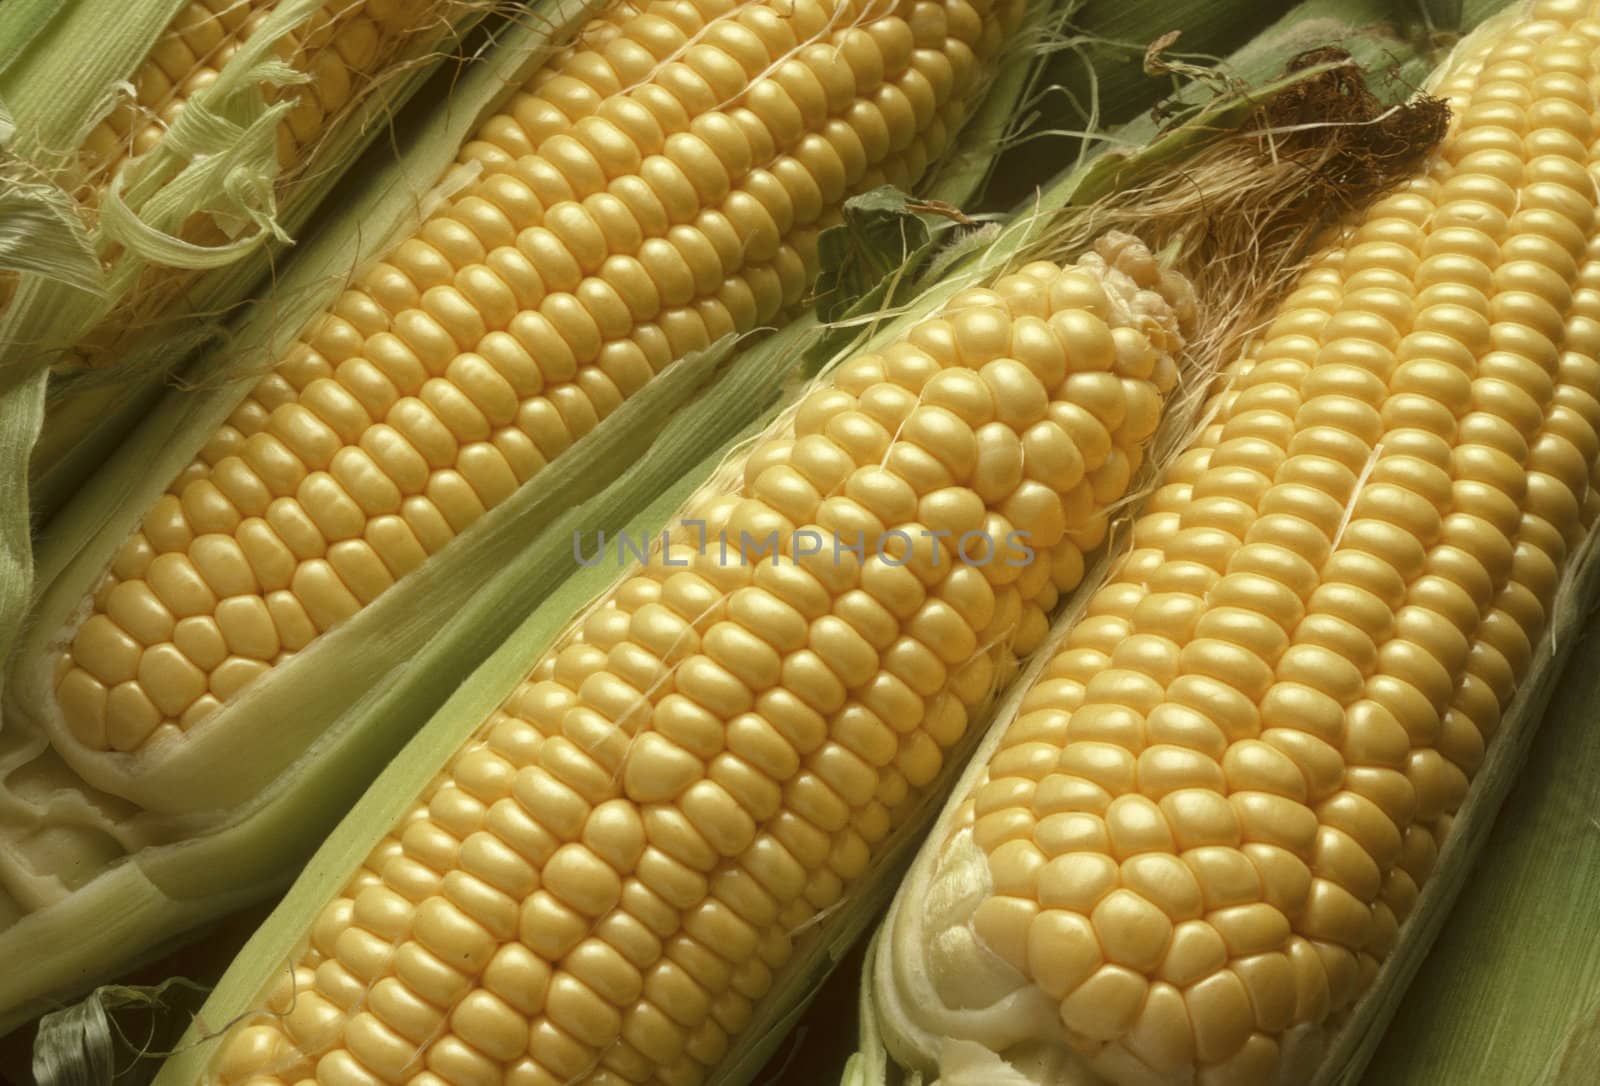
<box><xmin>0</xmin><ymin>0</ymin><xmax>1067</xmax><ymax>1033</ymax></box>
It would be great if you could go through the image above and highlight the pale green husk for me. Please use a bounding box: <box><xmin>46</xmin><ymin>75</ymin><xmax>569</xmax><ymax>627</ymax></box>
<box><xmin>0</xmin><ymin>0</ymin><xmax>1060</xmax><ymax>1034</ymax></box>
<box><xmin>0</xmin><ymin>163</ymin><xmax>100</xmax><ymax>295</ymax></box>
<box><xmin>0</xmin><ymin>0</ymin><xmax>61</xmax><ymax>75</ymax></box>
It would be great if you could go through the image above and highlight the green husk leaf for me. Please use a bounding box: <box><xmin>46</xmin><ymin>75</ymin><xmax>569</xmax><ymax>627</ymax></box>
<box><xmin>813</xmin><ymin>189</ymin><xmax>935</xmax><ymax>323</ymax></box>
<box><xmin>0</xmin><ymin>366</ymin><xmax>46</xmax><ymax>728</ymax></box>
<box><xmin>977</xmin><ymin>0</ymin><xmax>1297</xmax><ymax>210</ymax></box>
<box><xmin>1042</xmin><ymin>0</ymin><xmax>1298</xmax><ymax>129</ymax></box>
<box><xmin>90</xmin><ymin>0</ymin><xmax>320</xmax><ymax>260</ymax></box>
<box><xmin>0</xmin><ymin>141</ymin><xmax>101</xmax><ymax>293</ymax></box>
<box><xmin>0</xmin><ymin>0</ymin><xmax>187</xmax><ymax>162</ymax></box>
<box><xmin>0</xmin><ymin>0</ymin><xmax>64</xmax><ymax>76</ymax></box>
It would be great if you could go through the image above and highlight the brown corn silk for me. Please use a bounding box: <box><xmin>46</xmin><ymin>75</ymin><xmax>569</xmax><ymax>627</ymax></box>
<box><xmin>877</xmin><ymin>1</ymin><xmax>1600</xmax><ymax>1083</ymax></box>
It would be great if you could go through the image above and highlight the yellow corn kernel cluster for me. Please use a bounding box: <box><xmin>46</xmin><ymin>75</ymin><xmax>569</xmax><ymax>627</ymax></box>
<box><xmin>50</xmin><ymin>0</ymin><xmax>1021</xmax><ymax>754</ymax></box>
<box><xmin>907</xmin><ymin>3</ymin><xmax>1600</xmax><ymax>1083</ymax></box>
<box><xmin>199</xmin><ymin>242</ymin><xmax>1192</xmax><ymax>1086</ymax></box>
<box><xmin>78</xmin><ymin>0</ymin><xmax>436</xmax><ymax>186</ymax></box>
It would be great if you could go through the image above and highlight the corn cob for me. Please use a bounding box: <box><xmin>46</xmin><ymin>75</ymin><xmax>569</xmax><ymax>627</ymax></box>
<box><xmin>865</xmin><ymin>1</ymin><xmax>1600</xmax><ymax>1082</ymax></box>
<box><xmin>47</xmin><ymin>0</ymin><xmax>1020</xmax><ymax>755</ymax></box>
<box><xmin>154</xmin><ymin>235</ymin><xmax>1192</xmax><ymax>1086</ymax></box>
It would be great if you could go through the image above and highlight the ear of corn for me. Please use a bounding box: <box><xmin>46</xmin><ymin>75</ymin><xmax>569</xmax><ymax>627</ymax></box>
<box><xmin>0</xmin><ymin>0</ymin><xmax>1045</xmax><ymax>1031</ymax></box>
<box><xmin>858</xmin><ymin>2</ymin><xmax>1600</xmax><ymax>1084</ymax></box>
<box><xmin>148</xmin><ymin>225</ymin><xmax>1198</xmax><ymax>1086</ymax></box>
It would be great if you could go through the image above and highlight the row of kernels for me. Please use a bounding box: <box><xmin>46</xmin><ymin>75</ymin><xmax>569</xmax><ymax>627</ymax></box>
<box><xmin>1443</xmin><ymin>236</ymin><xmax>1600</xmax><ymax>736</ymax></box>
